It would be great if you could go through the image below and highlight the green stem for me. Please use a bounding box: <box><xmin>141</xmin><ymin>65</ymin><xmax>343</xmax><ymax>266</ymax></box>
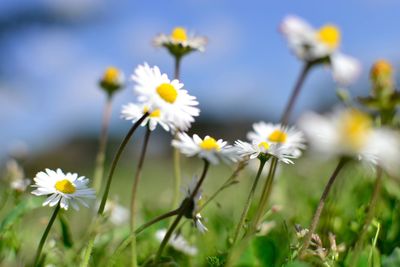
<box><xmin>171</xmin><ymin>55</ymin><xmax>182</xmax><ymax>210</ymax></box>
<box><xmin>108</xmin><ymin>208</ymin><xmax>180</xmax><ymax>267</ymax></box>
<box><xmin>225</xmin><ymin>159</ymin><xmax>275</xmax><ymax>264</ymax></box>
<box><xmin>368</xmin><ymin>221</ymin><xmax>380</xmax><ymax>267</ymax></box>
<box><xmin>80</xmin><ymin>113</ymin><xmax>149</xmax><ymax>267</ymax></box>
<box><xmin>33</xmin><ymin>204</ymin><xmax>61</xmax><ymax>267</ymax></box>
<box><xmin>174</xmin><ymin>56</ymin><xmax>181</xmax><ymax>80</ymax></box>
<box><xmin>173</xmin><ymin>160</ymin><xmax>248</xmax><ymax>230</ymax></box>
<box><xmin>130</xmin><ymin>126</ymin><xmax>152</xmax><ymax>267</ymax></box>
<box><xmin>172</xmin><ymin>143</ymin><xmax>182</xmax><ymax>210</ymax></box>
<box><xmin>198</xmin><ymin>160</ymin><xmax>248</xmax><ymax>213</ymax></box>
<box><xmin>93</xmin><ymin>96</ymin><xmax>113</xmax><ymax>192</ymax></box>
<box><xmin>299</xmin><ymin>158</ymin><xmax>347</xmax><ymax>258</ymax></box>
<box><xmin>351</xmin><ymin>167</ymin><xmax>383</xmax><ymax>265</ymax></box>
<box><xmin>80</xmin><ymin>238</ymin><xmax>95</xmax><ymax>267</ymax></box>
<box><xmin>155</xmin><ymin>160</ymin><xmax>210</xmax><ymax>263</ymax></box>
<box><xmin>98</xmin><ymin>112</ymin><xmax>149</xmax><ymax>215</ymax></box>
<box><xmin>249</xmin><ymin>157</ymin><xmax>278</xmax><ymax>233</ymax></box>
<box><xmin>280</xmin><ymin>62</ymin><xmax>312</xmax><ymax>126</ymax></box>
<box><xmin>232</xmin><ymin>158</ymin><xmax>267</xmax><ymax>245</ymax></box>
<box><xmin>135</xmin><ymin>208</ymin><xmax>180</xmax><ymax>235</ymax></box>
<box><xmin>226</xmin><ymin>61</ymin><xmax>313</xmax><ymax>265</ymax></box>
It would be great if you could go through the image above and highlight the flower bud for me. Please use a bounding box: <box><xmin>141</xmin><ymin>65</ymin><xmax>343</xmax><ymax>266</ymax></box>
<box><xmin>99</xmin><ymin>66</ymin><xmax>124</xmax><ymax>96</ymax></box>
<box><xmin>370</xmin><ymin>59</ymin><xmax>394</xmax><ymax>98</ymax></box>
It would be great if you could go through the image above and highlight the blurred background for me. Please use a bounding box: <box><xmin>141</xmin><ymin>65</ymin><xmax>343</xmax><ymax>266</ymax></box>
<box><xmin>2</xmin><ymin>2</ymin><xmax>400</xmax><ymax>265</ymax></box>
<box><xmin>1</xmin><ymin>0</ymin><xmax>400</xmax><ymax>165</ymax></box>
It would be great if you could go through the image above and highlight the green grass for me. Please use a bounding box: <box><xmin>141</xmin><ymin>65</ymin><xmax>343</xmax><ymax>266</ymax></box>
<box><xmin>2</xmin><ymin>155</ymin><xmax>400</xmax><ymax>266</ymax></box>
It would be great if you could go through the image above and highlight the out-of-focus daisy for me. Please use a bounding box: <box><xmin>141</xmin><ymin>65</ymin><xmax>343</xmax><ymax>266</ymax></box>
<box><xmin>246</xmin><ymin>122</ymin><xmax>306</xmax><ymax>164</ymax></box>
<box><xmin>104</xmin><ymin>200</ymin><xmax>129</xmax><ymax>226</ymax></box>
<box><xmin>154</xmin><ymin>27</ymin><xmax>207</xmax><ymax>57</ymax></box>
<box><xmin>31</xmin><ymin>169</ymin><xmax>95</xmax><ymax>210</ymax></box>
<box><xmin>155</xmin><ymin>229</ymin><xmax>198</xmax><ymax>256</ymax></box>
<box><xmin>280</xmin><ymin>15</ymin><xmax>361</xmax><ymax>85</ymax></box>
<box><xmin>131</xmin><ymin>63</ymin><xmax>199</xmax><ymax>131</ymax></box>
<box><xmin>298</xmin><ymin>108</ymin><xmax>400</xmax><ymax>175</ymax></box>
<box><xmin>2</xmin><ymin>159</ymin><xmax>30</xmax><ymax>192</ymax></box>
<box><xmin>121</xmin><ymin>102</ymin><xmax>172</xmax><ymax>132</ymax></box>
<box><xmin>99</xmin><ymin>66</ymin><xmax>124</xmax><ymax>96</ymax></box>
<box><xmin>172</xmin><ymin>133</ymin><xmax>239</xmax><ymax>165</ymax></box>
<box><xmin>181</xmin><ymin>177</ymin><xmax>208</xmax><ymax>233</ymax></box>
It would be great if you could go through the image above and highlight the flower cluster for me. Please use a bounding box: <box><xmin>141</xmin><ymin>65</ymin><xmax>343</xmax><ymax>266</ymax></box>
<box><xmin>236</xmin><ymin>122</ymin><xmax>306</xmax><ymax>164</ymax></box>
<box><xmin>122</xmin><ymin>63</ymin><xmax>200</xmax><ymax>132</ymax></box>
<box><xmin>173</xmin><ymin>133</ymin><xmax>239</xmax><ymax>165</ymax></box>
<box><xmin>19</xmin><ymin>16</ymin><xmax>400</xmax><ymax>267</ymax></box>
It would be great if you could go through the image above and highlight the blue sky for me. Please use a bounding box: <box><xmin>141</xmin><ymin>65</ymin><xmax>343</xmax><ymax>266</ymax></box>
<box><xmin>1</xmin><ymin>0</ymin><xmax>400</xmax><ymax>156</ymax></box>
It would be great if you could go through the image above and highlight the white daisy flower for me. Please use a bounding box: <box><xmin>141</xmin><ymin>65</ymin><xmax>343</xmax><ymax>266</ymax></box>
<box><xmin>298</xmin><ymin>108</ymin><xmax>400</xmax><ymax>175</ymax></box>
<box><xmin>172</xmin><ymin>133</ymin><xmax>239</xmax><ymax>165</ymax></box>
<box><xmin>246</xmin><ymin>122</ymin><xmax>306</xmax><ymax>164</ymax></box>
<box><xmin>234</xmin><ymin>140</ymin><xmax>270</xmax><ymax>160</ymax></box>
<box><xmin>155</xmin><ymin>229</ymin><xmax>198</xmax><ymax>256</ymax></box>
<box><xmin>235</xmin><ymin>139</ymin><xmax>293</xmax><ymax>166</ymax></box>
<box><xmin>131</xmin><ymin>63</ymin><xmax>200</xmax><ymax>131</ymax></box>
<box><xmin>280</xmin><ymin>15</ymin><xmax>361</xmax><ymax>85</ymax></box>
<box><xmin>153</xmin><ymin>27</ymin><xmax>207</xmax><ymax>54</ymax></box>
<box><xmin>31</xmin><ymin>169</ymin><xmax>95</xmax><ymax>210</ymax></box>
<box><xmin>121</xmin><ymin>102</ymin><xmax>171</xmax><ymax>132</ymax></box>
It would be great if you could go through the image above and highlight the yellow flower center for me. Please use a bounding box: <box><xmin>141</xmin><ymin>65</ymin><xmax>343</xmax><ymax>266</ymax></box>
<box><xmin>149</xmin><ymin>109</ymin><xmax>161</xmax><ymax>118</ymax></box>
<box><xmin>102</xmin><ymin>67</ymin><xmax>119</xmax><ymax>84</ymax></box>
<box><xmin>340</xmin><ymin>110</ymin><xmax>372</xmax><ymax>150</ymax></box>
<box><xmin>156</xmin><ymin>83</ymin><xmax>178</xmax><ymax>104</ymax></box>
<box><xmin>171</xmin><ymin>27</ymin><xmax>188</xmax><ymax>42</ymax></box>
<box><xmin>55</xmin><ymin>179</ymin><xmax>76</xmax><ymax>194</ymax></box>
<box><xmin>143</xmin><ymin>106</ymin><xmax>161</xmax><ymax>118</ymax></box>
<box><xmin>258</xmin><ymin>141</ymin><xmax>270</xmax><ymax>150</ymax></box>
<box><xmin>200</xmin><ymin>137</ymin><xmax>220</xmax><ymax>151</ymax></box>
<box><xmin>317</xmin><ymin>25</ymin><xmax>341</xmax><ymax>49</ymax></box>
<box><xmin>268</xmin><ymin>130</ymin><xmax>287</xmax><ymax>143</ymax></box>
<box><xmin>371</xmin><ymin>59</ymin><xmax>393</xmax><ymax>79</ymax></box>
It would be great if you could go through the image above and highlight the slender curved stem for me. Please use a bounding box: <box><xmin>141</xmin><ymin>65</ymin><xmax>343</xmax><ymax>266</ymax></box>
<box><xmin>135</xmin><ymin>208</ymin><xmax>180</xmax><ymax>235</ymax></box>
<box><xmin>108</xmin><ymin>208</ymin><xmax>180</xmax><ymax>267</ymax></box>
<box><xmin>80</xmin><ymin>113</ymin><xmax>149</xmax><ymax>267</ymax></box>
<box><xmin>172</xmin><ymin>143</ymin><xmax>182</xmax><ymax>209</ymax></box>
<box><xmin>350</xmin><ymin>167</ymin><xmax>383</xmax><ymax>265</ymax></box>
<box><xmin>226</xmin><ymin>158</ymin><xmax>278</xmax><ymax>267</ymax></box>
<box><xmin>93</xmin><ymin>96</ymin><xmax>113</xmax><ymax>192</ymax></box>
<box><xmin>98</xmin><ymin>112</ymin><xmax>149</xmax><ymax>215</ymax></box>
<box><xmin>199</xmin><ymin>160</ymin><xmax>248</xmax><ymax>213</ymax></box>
<box><xmin>299</xmin><ymin>158</ymin><xmax>347</xmax><ymax>258</ymax></box>
<box><xmin>174</xmin><ymin>56</ymin><xmax>181</xmax><ymax>80</ymax></box>
<box><xmin>228</xmin><ymin>61</ymin><xmax>313</xmax><ymax>266</ymax></box>
<box><xmin>33</xmin><ymin>204</ymin><xmax>61</xmax><ymax>267</ymax></box>
<box><xmin>280</xmin><ymin>63</ymin><xmax>312</xmax><ymax>126</ymax></box>
<box><xmin>80</xmin><ymin>238</ymin><xmax>95</xmax><ymax>267</ymax></box>
<box><xmin>249</xmin><ymin>157</ymin><xmax>278</xmax><ymax>233</ymax></box>
<box><xmin>171</xmin><ymin>55</ymin><xmax>182</xmax><ymax>210</ymax></box>
<box><xmin>155</xmin><ymin>160</ymin><xmax>210</xmax><ymax>263</ymax></box>
<box><xmin>232</xmin><ymin>158</ymin><xmax>267</xmax><ymax>245</ymax></box>
<box><xmin>130</xmin><ymin>126</ymin><xmax>152</xmax><ymax>267</ymax></box>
